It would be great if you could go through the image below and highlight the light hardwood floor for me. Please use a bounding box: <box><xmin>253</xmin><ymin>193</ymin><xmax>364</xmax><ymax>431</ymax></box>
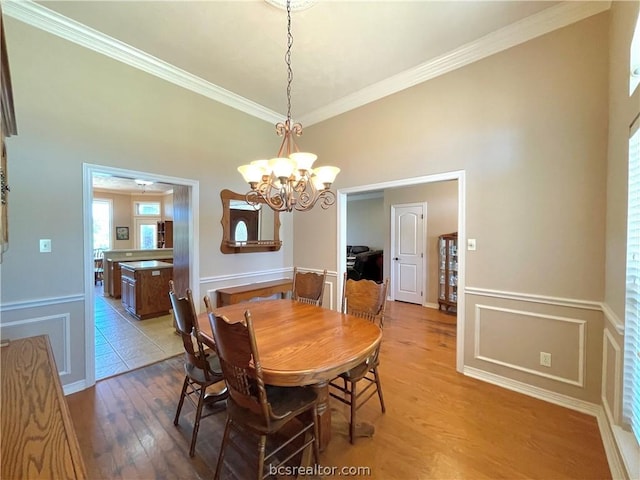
<box><xmin>67</xmin><ymin>301</ymin><xmax>611</xmax><ymax>479</ymax></box>
<box><xmin>94</xmin><ymin>285</ymin><xmax>182</xmax><ymax>380</ymax></box>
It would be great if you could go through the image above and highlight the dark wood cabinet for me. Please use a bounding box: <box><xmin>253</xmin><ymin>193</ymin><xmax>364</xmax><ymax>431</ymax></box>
<box><xmin>107</xmin><ymin>259</ymin><xmax>122</xmax><ymax>298</ymax></box>
<box><xmin>0</xmin><ymin>9</ymin><xmax>17</xmax><ymax>263</ymax></box>
<box><xmin>157</xmin><ymin>220</ymin><xmax>173</xmax><ymax>248</ymax></box>
<box><xmin>121</xmin><ymin>271</ymin><xmax>135</xmax><ymax>313</ymax></box>
<box><xmin>120</xmin><ymin>261</ymin><xmax>173</xmax><ymax>320</ymax></box>
<box><xmin>438</xmin><ymin>232</ymin><xmax>458</xmax><ymax>313</ymax></box>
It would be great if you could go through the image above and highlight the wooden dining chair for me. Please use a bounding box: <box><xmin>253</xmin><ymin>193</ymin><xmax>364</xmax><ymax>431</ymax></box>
<box><xmin>93</xmin><ymin>249</ymin><xmax>104</xmax><ymax>285</ymax></box>
<box><xmin>291</xmin><ymin>267</ymin><xmax>327</xmax><ymax>307</ymax></box>
<box><xmin>169</xmin><ymin>281</ymin><xmax>227</xmax><ymax>457</ymax></box>
<box><xmin>208</xmin><ymin>309</ymin><xmax>320</xmax><ymax>480</ymax></box>
<box><xmin>329</xmin><ymin>274</ymin><xmax>389</xmax><ymax>443</ymax></box>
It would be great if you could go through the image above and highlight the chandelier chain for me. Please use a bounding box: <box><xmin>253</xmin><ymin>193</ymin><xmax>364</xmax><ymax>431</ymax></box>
<box><xmin>285</xmin><ymin>0</ymin><xmax>293</xmax><ymax>123</ymax></box>
<box><xmin>237</xmin><ymin>0</ymin><xmax>339</xmax><ymax>213</ymax></box>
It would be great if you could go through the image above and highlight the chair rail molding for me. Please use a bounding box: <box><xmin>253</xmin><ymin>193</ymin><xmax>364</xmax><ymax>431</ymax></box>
<box><xmin>465</xmin><ymin>286</ymin><xmax>602</xmax><ymax>311</ymax></box>
<box><xmin>601</xmin><ymin>302</ymin><xmax>624</xmax><ymax>335</ymax></box>
<box><xmin>0</xmin><ymin>293</ymin><xmax>85</xmax><ymax>312</ymax></box>
<box><xmin>200</xmin><ymin>267</ymin><xmax>292</xmax><ymax>286</ymax></box>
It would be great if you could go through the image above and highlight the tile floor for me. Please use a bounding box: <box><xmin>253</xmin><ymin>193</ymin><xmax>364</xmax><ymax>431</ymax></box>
<box><xmin>94</xmin><ymin>285</ymin><xmax>183</xmax><ymax>381</ymax></box>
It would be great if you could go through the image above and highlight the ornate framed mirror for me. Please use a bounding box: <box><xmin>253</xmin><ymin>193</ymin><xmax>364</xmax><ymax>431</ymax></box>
<box><xmin>220</xmin><ymin>189</ymin><xmax>282</xmax><ymax>254</ymax></box>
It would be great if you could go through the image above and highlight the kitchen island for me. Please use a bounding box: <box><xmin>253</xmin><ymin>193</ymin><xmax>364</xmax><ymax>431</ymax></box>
<box><xmin>120</xmin><ymin>260</ymin><xmax>173</xmax><ymax>320</ymax></box>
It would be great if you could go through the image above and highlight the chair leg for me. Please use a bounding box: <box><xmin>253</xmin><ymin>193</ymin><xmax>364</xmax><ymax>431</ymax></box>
<box><xmin>373</xmin><ymin>367</ymin><xmax>386</xmax><ymax>413</ymax></box>
<box><xmin>189</xmin><ymin>383</ymin><xmax>207</xmax><ymax>457</ymax></box>
<box><xmin>311</xmin><ymin>407</ymin><xmax>321</xmax><ymax>465</ymax></box>
<box><xmin>214</xmin><ymin>416</ymin><xmax>232</xmax><ymax>480</ymax></box>
<box><xmin>257</xmin><ymin>434</ymin><xmax>267</xmax><ymax>480</ymax></box>
<box><xmin>174</xmin><ymin>376</ymin><xmax>189</xmax><ymax>426</ymax></box>
<box><xmin>349</xmin><ymin>380</ymin><xmax>357</xmax><ymax>444</ymax></box>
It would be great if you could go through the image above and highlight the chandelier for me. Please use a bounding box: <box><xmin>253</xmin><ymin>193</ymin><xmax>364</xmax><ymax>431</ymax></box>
<box><xmin>237</xmin><ymin>0</ymin><xmax>339</xmax><ymax>212</ymax></box>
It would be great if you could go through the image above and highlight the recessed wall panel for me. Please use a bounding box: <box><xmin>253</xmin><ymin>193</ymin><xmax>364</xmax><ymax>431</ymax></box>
<box><xmin>474</xmin><ymin>304</ymin><xmax>585</xmax><ymax>386</ymax></box>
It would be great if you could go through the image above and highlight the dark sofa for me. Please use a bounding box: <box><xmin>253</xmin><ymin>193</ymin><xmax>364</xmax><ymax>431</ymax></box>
<box><xmin>347</xmin><ymin>246</ymin><xmax>383</xmax><ymax>282</ymax></box>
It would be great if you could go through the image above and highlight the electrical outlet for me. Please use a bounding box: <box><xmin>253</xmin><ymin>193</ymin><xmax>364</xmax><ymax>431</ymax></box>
<box><xmin>39</xmin><ymin>239</ymin><xmax>51</xmax><ymax>253</ymax></box>
<box><xmin>540</xmin><ymin>352</ymin><xmax>552</xmax><ymax>367</ymax></box>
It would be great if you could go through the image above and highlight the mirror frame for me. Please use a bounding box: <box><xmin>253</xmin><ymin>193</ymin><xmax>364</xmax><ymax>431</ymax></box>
<box><xmin>220</xmin><ymin>189</ymin><xmax>282</xmax><ymax>254</ymax></box>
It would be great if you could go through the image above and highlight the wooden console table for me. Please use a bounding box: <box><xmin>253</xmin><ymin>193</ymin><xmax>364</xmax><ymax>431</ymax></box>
<box><xmin>216</xmin><ymin>278</ymin><xmax>292</xmax><ymax>307</ymax></box>
<box><xmin>1</xmin><ymin>335</ymin><xmax>87</xmax><ymax>479</ymax></box>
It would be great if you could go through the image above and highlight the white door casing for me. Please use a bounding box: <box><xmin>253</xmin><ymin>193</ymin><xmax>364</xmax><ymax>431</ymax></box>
<box><xmin>391</xmin><ymin>203</ymin><xmax>426</xmax><ymax>305</ymax></box>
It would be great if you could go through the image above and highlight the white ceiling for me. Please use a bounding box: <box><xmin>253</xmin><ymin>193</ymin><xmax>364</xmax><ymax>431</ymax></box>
<box><xmin>3</xmin><ymin>0</ymin><xmax>610</xmax><ymax>191</ymax></box>
<box><xmin>92</xmin><ymin>174</ymin><xmax>174</xmax><ymax>194</ymax></box>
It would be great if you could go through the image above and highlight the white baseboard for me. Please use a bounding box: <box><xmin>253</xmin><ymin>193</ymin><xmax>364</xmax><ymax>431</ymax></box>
<box><xmin>595</xmin><ymin>408</ymin><xmax>629</xmax><ymax>480</ymax></box>
<box><xmin>63</xmin><ymin>379</ymin><xmax>87</xmax><ymax>396</ymax></box>
<box><xmin>464</xmin><ymin>366</ymin><xmax>600</xmax><ymax>415</ymax></box>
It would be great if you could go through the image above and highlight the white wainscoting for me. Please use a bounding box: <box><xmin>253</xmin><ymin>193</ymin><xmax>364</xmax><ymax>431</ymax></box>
<box><xmin>602</xmin><ymin>329</ymin><xmax>622</xmax><ymax>425</ymax></box>
<box><xmin>473</xmin><ymin>304</ymin><xmax>586</xmax><ymax>387</ymax></box>
<box><xmin>465</xmin><ymin>288</ymin><xmax>630</xmax><ymax>480</ymax></box>
<box><xmin>0</xmin><ymin>313</ymin><xmax>71</xmax><ymax>376</ymax></box>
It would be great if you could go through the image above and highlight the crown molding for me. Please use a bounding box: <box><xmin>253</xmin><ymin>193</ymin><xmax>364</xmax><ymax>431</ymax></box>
<box><xmin>2</xmin><ymin>0</ymin><xmax>283</xmax><ymax>124</ymax></box>
<box><xmin>3</xmin><ymin>0</ymin><xmax>610</xmax><ymax>127</ymax></box>
<box><xmin>298</xmin><ymin>0</ymin><xmax>611</xmax><ymax>126</ymax></box>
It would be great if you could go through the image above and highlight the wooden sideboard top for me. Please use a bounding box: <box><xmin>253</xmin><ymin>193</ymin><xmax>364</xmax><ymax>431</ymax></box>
<box><xmin>215</xmin><ymin>278</ymin><xmax>292</xmax><ymax>307</ymax></box>
<box><xmin>1</xmin><ymin>335</ymin><xmax>87</xmax><ymax>479</ymax></box>
<box><xmin>216</xmin><ymin>278</ymin><xmax>292</xmax><ymax>296</ymax></box>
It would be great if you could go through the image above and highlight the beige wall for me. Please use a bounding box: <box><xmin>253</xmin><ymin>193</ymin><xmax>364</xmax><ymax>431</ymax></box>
<box><xmin>295</xmin><ymin>12</ymin><xmax>609</xmax><ymax>403</ymax></box>
<box><xmin>0</xmin><ymin>18</ymin><xmax>293</xmax><ymax>386</ymax></box>
<box><xmin>346</xmin><ymin>195</ymin><xmax>385</xmax><ymax>250</ymax></box>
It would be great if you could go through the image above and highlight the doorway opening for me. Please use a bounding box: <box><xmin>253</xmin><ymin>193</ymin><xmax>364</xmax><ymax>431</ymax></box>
<box><xmin>337</xmin><ymin>170</ymin><xmax>466</xmax><ymax>372</ymax></box>
<box><xmin>82</xmin><ymin>163</ymin><xmax>200</xmax><ymax>387</ymax></box>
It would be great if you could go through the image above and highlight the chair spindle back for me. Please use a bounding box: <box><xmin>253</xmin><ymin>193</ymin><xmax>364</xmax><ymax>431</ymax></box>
<box><xmin>169</xmin><ymin>280</ymin><xmax>212</xmax><ymax>381</ymax></box>
<box><xmin>292</xmin><ymin>267</ymin><xmax>327</xmax><ymax>307</ymax></box>
<box><xmin>341</xmin><ymin>273</ymin><xmax>389</xmax><ymax>329</ymax></box>
<box><xmin>208</xmin><ymin>310</ymin><xmax>275</xmax><ymax>424</ymax></box>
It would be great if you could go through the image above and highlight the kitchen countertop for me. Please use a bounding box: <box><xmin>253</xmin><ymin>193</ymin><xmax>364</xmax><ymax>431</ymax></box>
<box><xmin>119</xmin><ymin>260</ymin><xmax>173</xmax><ymax>270</ymax></box>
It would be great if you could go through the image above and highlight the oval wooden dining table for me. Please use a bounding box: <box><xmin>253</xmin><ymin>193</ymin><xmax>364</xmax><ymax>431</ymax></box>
<box><xmin>196</xmin><ymin>298</ymin><xmax>382</xmax><ymax>450</ymax></box>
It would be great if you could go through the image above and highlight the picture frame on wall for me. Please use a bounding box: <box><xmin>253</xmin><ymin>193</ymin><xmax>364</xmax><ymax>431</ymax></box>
<box><xmin>116</xmin><ymin>226</ymin><xmax>129</xmax><ymax>240</ymax></box>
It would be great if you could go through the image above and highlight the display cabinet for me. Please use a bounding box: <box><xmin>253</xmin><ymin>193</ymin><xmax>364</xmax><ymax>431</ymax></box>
<box><xmin>438</xmin><ymin>232</ymin><xmax>458</xmax><ymax>313</ymax></box>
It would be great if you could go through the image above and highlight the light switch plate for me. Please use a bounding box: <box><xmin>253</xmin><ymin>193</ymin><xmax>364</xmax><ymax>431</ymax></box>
<box><xmin>467</xmin><ymin>238</ymin><xmax>477</xmax><ymax>251</ymax></box>
<box><xmin>39</xmin><ymin>239</ymin><xmax>52</xmax><ymax>253</ymax></box>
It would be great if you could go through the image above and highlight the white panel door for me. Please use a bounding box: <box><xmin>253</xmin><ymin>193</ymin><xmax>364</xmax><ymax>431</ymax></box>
<box><xmin>391</xmin><ymin>204</ymin><xmax>425</xmax><ymax>304</ymax></box>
